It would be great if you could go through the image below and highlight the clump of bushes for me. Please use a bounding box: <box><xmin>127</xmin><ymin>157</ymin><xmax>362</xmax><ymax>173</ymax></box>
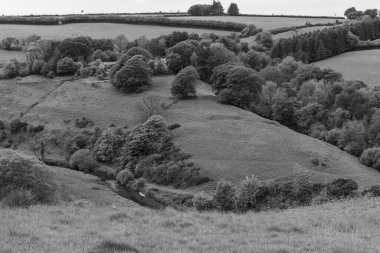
<box><xmin>69</xmin><ymin>149</ymin><xmax>98</xmax><ymax>173</ymax></box>
<box><xmin>360</xmin><ymin>147</ymin><xmax>380</xmax><ymax>171</ymax></box>
<box><xmin>171</xmin><ymin>66</ymin><xmax>200</xmax><ymax>98</ymax></box>
<box><xmin>193</xmin><ymin>191</ymin><xmax>215</xmax><ymax>211</ymax></box>
<box><xmin>111</xmin><ymin>55</ymin><xmax>152</xmax><ymax>93</ymax></box>
<box><xmin>93</xmin><ymin>127</ymin><xmax>125</xmax><ymax>162</ymax></box>
<box><xmin>0</xmin><ymin>153</ymin><xmax>56</xmax><ymax>207</ymax></box>
<box><xmin>56</xmin><ymin>57</ymin><xmax>79</xmax><ymax>75</ymax></box>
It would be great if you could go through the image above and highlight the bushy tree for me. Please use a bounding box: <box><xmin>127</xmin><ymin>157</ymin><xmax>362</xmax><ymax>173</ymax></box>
<box><xmin>326</xmin><ymin>178</ymin><xmax>358</xmax><ymax>198</ymax></box>
<box><xmin>344</xmin><ymin>7</ymin><xmax>357</xmax><ymax>17</ymax></box>
<box><xmin>112</xmin><ymin>55</ymin><xmax>152</xmax><ymax>93</ymax></box>
<box><xmin>2</xmin><ymin>61</ymin><xmax>20</xmax><ymax>78</ymax></box>
<box><xmin>210</xmin><ymin>62</ymin><xmax>242</xmax><ymax>94</ymax></box>
<box><xmin>166</xmin><ymin>40</ymin><xmax>199</xmax><ymax>73</ymax></box>
<box><xmin>227</xmin><ymin>3</ymin><xmax>239</xmax><ymax>16</ymax></box>
<box><xmin>259</xmin><ymin>66</ymin><xmax>285</xmax><ymax>84</ymax></box>
<box><xmin>93</xmin><ymin>127</ymin><xmax>124</xmax><ymax>162</ymax></box>
<box><xmin>364</xmin><ymin>9</ymin><xmax>378</xmax><ymax>19</ymax></box>
<box><xmin>217</xmin><ymin>66</ymin><xmax>265</xmax><ymax>109</ymax></box>
<box><xmin>166</xmin><ymin>52</ymin><xmax>183</xmax><ymax>74</ymax></box>
<box><xmin>255</xmin><ymin>31</ymin><xmax>274</xmax><ymax>49</ymax></box>
<box><xmin>188</xmin><ymin>4</ymin><xmax>211</xmax><ymax>16</ymax></box>
<box><xmin>360</xmin><ymin>147</ymin><xmax>380</xmax><ymax>171</ymax></box>
<box><xmin>32</xmin><ymin>59</ymin><xmax>45</xmax><ymax>74</ymax></box>
<box><xmin>210</xmin><ymin>0</ymin><xmax>224</xmax><ymax>15</ymax></box>
<box><xmin>243</xmin><ymin>50</ymin><xmax>268</xmax><ymax>71</ymax></box>
<box><xmin>338</xmin><ymin>120</ymin><xmax>367</xmax><ymax>156</ymax></box>
<box><xmin>126</xmin><ymin>47</ymin><xmax>152</xmax><ymax>61</ymax></box>
<box><xmin>272</xmin><ymin>89</ymin><xmax>299</xmax><ymax>129</ymax></box>
<box><xmin>58</xmin><ymin>36</ymin><xmax>93</xmax><ymax>61</ymax></box>
<box><xmin>171</xmin><ymin>66</ymin><xmax>200</xmax><ymax>98</ymax></box>
<box><xmin>56</xmin><ymin>57</ymin><xmax>79</xmax><ymax>75</ymax></box>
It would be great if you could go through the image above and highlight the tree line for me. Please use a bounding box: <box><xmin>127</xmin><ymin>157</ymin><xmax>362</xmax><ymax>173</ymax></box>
<box><xmin>188</xmin><ymin>1</ymin><xmax>240</xmax><ymax>16</ymax></box>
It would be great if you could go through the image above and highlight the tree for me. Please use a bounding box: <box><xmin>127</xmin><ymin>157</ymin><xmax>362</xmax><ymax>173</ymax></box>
<box><xmin>112</xmin><ymin>55</ymin><xmax>152</xmax><ymax>93</ymax></box>
<box><xmin>344</xmin><ymin>7</ymin><xmax>357</xmax><ymax>17</ymax></box>
<box><xmin>56</xmin><ymin>57</ymin><xmax>79</xmax><ymax>75</ymax></box>
<box><xmin>210</xmin><ymin>1</ymin><xmax>224</xmax><ymax>15</ymax></box>
<box><xmin>58</xmin><ymin>36</ymin><xmax>93</xmax><ymax>61</ymax></box>
<box><xmin>171</xmin><ymin>66</ymin><xmax>200</xmax><ymax>98</ymax></box>
<box><xmin>243</xmin><ymin>50</ymin><xmax>268</xmax><ymax>71</ymax></box>
<box><xmin>255</xmin><ymin>32</ymin><xmax>274</xmax><ymax>49</ymax></box>
<box><xmin>347</xmin><ymin>11</ymin><xmax>364</xmax><ymax>20</ymax></box>
<box><xmin>364</xmin><ymin>9</ymin><xmax>378</xmax><ymax>19</ymax></box>
<box><xmin>217</xmin><ymin>66</ymin><xmax>265</xmax><ymax>109</ymax></box>
<box><xmin>227</xmin><ymin>3</ymin><xmax>239</xmax><ymax>16</ymax></box>
<box><xmin>188</xmin><ymin>4</ymin><xmax>211</xmax><ymax>16</ymax></box>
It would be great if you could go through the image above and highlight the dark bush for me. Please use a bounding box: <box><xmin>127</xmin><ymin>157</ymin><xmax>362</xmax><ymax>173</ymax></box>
<box><xmin>326</xmin><ymin>178</ymin><xmax>358</xmax><ymax>198</ymax></box>
<box><xmin>166</xmin><ymin>52</ymin><xmax>183</xmax><ymax>74</ymax></box>
<box><xmin>112</xmin><ymin>55</ymin><xmax>151</xmax><ymax>93</ymax></box>
<box><xmin>32</xmin><ymin>59</ymin><xmax>45</xmax><ymax>74</ymax></box>
<box><xmin>93</xmin><ymin>127</ymin><xmax>124</xmax><ymax>162</ymax></box>
<box><xmin>171</xmin><ymin>66</ymin><xmax>200</xmax><ymax>98</ymax></box>
<box><xmin>210</xmin><ymin>62</ymin><xmax>241</xmax><ymax>94</ymax></box>
<box><xmin>69</xmin><ymin>149</ymin><xmax>98</xmax><ymax>173</ymax></box>
<box><xmin>362</xmin><ymin>185</ymin><xmax>380</xmax><ymax>197</ymax></box>
<box><xmin>10</xmin><ymin>119</ymin><xmax>28</xmax><ymax>134</ymax></box>
<box><xmin>59</xmin><ymin>36</ymin><xmax>93</xmax><ymax>61</ymax></box>
<box><xmin>193</xmin><ymin>192</ymin><xmax>215</xmax><ymax>211</ymax></box>
<box><xmin>56</xmin><ymin>57</ymin><xmax>79</xmax><ymax>75</ymax></box>
<box><xmin>126</xmin><ymin>47</ymin><xmax>152</xmax><ymax>61</ymax></box>
<box><xmin>214</xmin><ymin>180</ymin><xmax>236</xmax><ymax>211</ymax></box>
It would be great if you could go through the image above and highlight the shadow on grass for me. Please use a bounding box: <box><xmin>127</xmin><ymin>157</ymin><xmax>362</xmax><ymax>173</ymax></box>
<box><xmin>89</xmin><ymin>240</ymin><xmax>139</xmax><ymax>253</ymax></box>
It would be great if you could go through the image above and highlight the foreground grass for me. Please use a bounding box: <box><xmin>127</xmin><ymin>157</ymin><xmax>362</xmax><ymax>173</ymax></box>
<box><xmin>0</xmin><ymin>197</ymin><xmax>379</xmax><ymax>253</ymax></box>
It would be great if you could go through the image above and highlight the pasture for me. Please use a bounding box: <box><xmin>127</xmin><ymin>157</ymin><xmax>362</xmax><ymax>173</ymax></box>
<box><xmin>0</xmin><ymin>49</ymin><xmax>26</xmax><ymax>65</ymax></box>
<box><xmin>314</xmin><ymin>49</ymin><xmax>380</xmax><ymax>88</ymax></box>
<box><xmin>0</xmin><ymin>196</ymin><xmax>379</xmax><ymax>252</ymax></box>
<box><xmin>169</xmin><ymin>16</ymin><xmax>339</xmax><ymax>30</ymax></box>
<box><xmin>0</xmin><ymin>23</ymin><xmax>232</xmax><ymax>40</ymax></box>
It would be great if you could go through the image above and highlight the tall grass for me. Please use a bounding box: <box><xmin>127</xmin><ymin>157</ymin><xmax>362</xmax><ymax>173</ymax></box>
<box><xmin>135</xmin><ymin>95</ymin><xmax>164</xmax><ymax>122</ymax></box>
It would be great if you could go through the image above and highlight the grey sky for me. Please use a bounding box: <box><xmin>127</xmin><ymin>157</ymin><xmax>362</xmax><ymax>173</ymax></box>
<box><xmin>1</xmin><ymin>0</ymin><xmax>378</xmax><ymax>16</ymax></box>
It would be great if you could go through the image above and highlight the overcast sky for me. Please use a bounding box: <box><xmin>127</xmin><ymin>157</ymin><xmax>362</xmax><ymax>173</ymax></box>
<box><xmin>1</xmin><ymin>0</ymin><xmax>378</xmax><ymax>16</ymax></box>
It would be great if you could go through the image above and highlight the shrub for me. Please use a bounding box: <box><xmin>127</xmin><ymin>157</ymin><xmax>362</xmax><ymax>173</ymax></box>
<box><xmin>214</xmin><ymin>180</ymin><xmax>235</xmax><ymax>211</ymax></box>
<box><xmin>235</xmin><ymin>175</ymin><xmax>260</xmax><ymax>211</ymax></box>
<box><xmin>1</xmin><ymin>190</ymin><xmax>35</xmax><ymax>208</ymax></box>
<box><xmin>193</xmin><ymin>192</ymin><xmax>215</xmax><ymax>211</ymax></box>
<box><xmin>326</xmin><ymin>178</ymin><xmax>358</xmax><ymax>199</ymax></box>
<box><xmin>116</xmin><ymin>169</ymin><xmax>135</xmax><ymax>186</ymax></box>
<box><xmin>166</xmin><ymin>52</ymin><xmax>183</xmax><ymax>74</ymax></box>
<box><xmin>9</xmin><ymin>119</ymin><xmax>28</xmax><ymax>134</ymax></box>
<box><xmin>109</xmin><ymin>54</ymin><xmax>131</xmax><ymax>83</ymax></box>
<box><xmin>360</xmin><ymin>147</ymin><xmax>380</xmax><ymax>171</ymax></box>
<box><xmin>243</xmin><ymin>50</ymin><xmax>267</xmax><ymax>71</ymax></box>
<box><xmin>79</xmin><ymin>67</ymin><xmax>93</xmax><ymax>77</ymax></box>
<box><xmin>112</xmin><ymin>55</ymin><xmax>151</xmax><ymax>93</ymax></box>
<box><xmin>135</xmin><ymin>96</ymin><xmax>164</xmax><ymax>122</ymax></box>
<box><xmin>217</xmin><ymin>66</ymin><xmax>265</xmax><ymax>109</ymax></box>
<box><xmin>255</xmin><ymin>31</ymin><xmax>274</xmax><ymax>49</ymax></box>
<box><xmin>56</xmin><ymin>57</ymin><xmax>79</xmax><ymax>75</ymax></box>
<box><xmin>69</xmin><ymin>149</ymin><xmax>98</xmax><ymax>173</ymax></box>
<box><xmin>58</xmin><ymin>36</ymin><xmax>93</xmax><ymax>61</ymax></box>
<box><xmin>155</xmin><ymin>59</ymin><xmax>168</xmax><ymax>75</ymax></box>
<box><xmin>241</xmin><ymin>24</ymin><xmax>260</xmax><ymax>37</ymax></box>
<box><xmin>126</xmin><ymin>47</ymin><xmax>152</xmax><ymax>61</ymax></box>
<box><xmin>171</xmin><ymin>66</ymin><xmax>200</xmax><ymax>98</ymax></box>
<box><xmin>118</xmin><ymin>115</ymin><xmax>170</xmax><ymax>167</ymax></box>
<box><xmin>93</xmin><ymin>127</ymin><xmax>124</xmax><ymax>162</ymax></box>
<box><xmin>2</xmin><ymin>62</ymin><xmax>19</xmax><ymax>78</ymax></box>
<box><xmin>132</xmin><ymin>178</ymin><xmax>146</xmax><ymax>191</ymax></box>
<box><xmin>362</xmin><ymin>185</ymin><xmax>380</xmax><ymax>197</ymax></box>
<box><xmin>32</xmin><ymin>59</ymin><xmax>45</xmax><ymax>74</ymax></box>
<box><xmin>0</xmin><ymin>153</ymin><xmax>55</xmax><ymax>206</ymax></box>
<box><xmin>47</xmin><ymin>71</ymin><xmax>55</xmax><ymax>78</ymax></box>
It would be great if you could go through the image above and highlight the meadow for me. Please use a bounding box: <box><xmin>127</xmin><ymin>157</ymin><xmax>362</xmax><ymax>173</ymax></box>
<box><xmin>0</xmin><ymin>23</ymin><xmax>232</xmax><ymax>40</ymax></box>
<box><xmin>314</xmin><ymin>49</ymin><xmax>380</xmax><ymax>88</ymax></box>
<box><xmin>169</xmin><ymin>16</ymin><xmax>340</xmax><ymax>30</ymax></box>
<box><xmin>0</xmin><ymin>197</ymin><xmax>379</xmax><ymax>253</ymax></box>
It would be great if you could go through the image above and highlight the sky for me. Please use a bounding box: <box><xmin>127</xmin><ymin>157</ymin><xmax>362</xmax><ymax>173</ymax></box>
<box><xmin>1</xmin><ymin>0</ymin><xmax>378</xmax><ymax>16</ymax></box>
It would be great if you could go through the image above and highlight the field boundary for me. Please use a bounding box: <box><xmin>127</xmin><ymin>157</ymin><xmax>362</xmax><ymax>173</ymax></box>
<box><xmin>165</xmin><ymin>14</ymin><xmax>345</xmax><ymax>19</ymax></box>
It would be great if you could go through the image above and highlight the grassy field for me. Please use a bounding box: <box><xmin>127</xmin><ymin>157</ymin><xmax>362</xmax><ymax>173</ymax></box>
<box><xmin>169</xmin><ymin>16</ymin><xmax>339</xmax><ymax>30</ymax></box>
<box><xmin>0</xmin><ymin>196</ymin><xmax>379</xmax><ymax>252</ymax></box>
<box><xmin>0</xmin><ymin>23</ymin><xmax>232</xmax><ymax>40</ymax></box>
<box><xmin>314</xmin><ymin>49</ymin><xmax>380</xmax><ymax>88</ymax></box>
<box><xmin>2</xmin><ymin>75</ymin><xmax>380</xmax><ymax>193</ymax></box>
<box><xmin>0</xmin><ymin>49</ymin><xmax>26</xmax><ymax>65</ymax></box>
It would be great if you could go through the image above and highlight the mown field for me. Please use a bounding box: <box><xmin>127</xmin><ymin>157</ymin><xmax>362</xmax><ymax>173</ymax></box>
<box><xmin>169</xmin><ymin>16</ymin><xmax>339</xmax><ymax>30</ymax></box>
<box><xmin>0</xmin><ymin>196</ymin><xmax>379</xmax><ymax>253</ymax></box>
<box><xmin>315</xmin><ymin>49</ymin><xmax>380</xmax><ymax>88</ymax></box>
<box><xmin>0</xmin><ymin>23</ymin><xmax>232</xmax><ymax>40</ymax></box>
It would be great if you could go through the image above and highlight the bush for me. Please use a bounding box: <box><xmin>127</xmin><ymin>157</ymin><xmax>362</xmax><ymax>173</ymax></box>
<box><xmin>166</xmin><ymin>52</ymin><xmax>183</xmax><ymax>74</ymax></box>
<box><xmin>214</xmin><ymin>180</ymin><xmax>235</xmax><ymax>211</ymax></box>
<box><xmin>116</xmin><ymin>169</ymin><xmax>135</xmax><ymax>186</ymax></box>
<box><xmin>135</xmin><ymin>96</ymin><xmax>164</xmax><ymax>122</ymax></box>
<box><xmin>155</xmin><ymin>59</ymin><xmax>168</xmax><ymax>75</ymax></box>
<box><xmin>93</xmin><ymin>127</ymin><xmax>124</xmax><ymax>162</ymax></box>
<box><xmin>362</xmin><ymin>185</ymin><xmax>380</xmax><ymax>197</ymax></box>
<box><xmin>126</xmin><ymin>47</ymin><xmax>152</xmax><ymax>61</ymax></box>
<box><xmin>360</xmin><ymin>147</ymin><xmax>380</xmax><ymax>171</ymax></box>
<box><xmin>235</xmin><ymin>175</ymin><xmax>260</xmax><ymax>211</ymax></box>
<box><xmin>326</xmin><ymin>178</ymin><xmax>358</xmax><ymax>199</ymax></box>
<box><xmin>132</xmin><ymin>178</ymin><xmax>146</xmax><ymax>191</ymax></box>
<box><xmin>59</xmin><ymin>36</ymin><xmax>93</xmax><ymax>61</ymax></box>
<box><xmin>241</xmin><ymin>24</ymin><xmax>260</xmax><ymax>37</ymax></box>
<box><xmin>32</xmin><ymin>59</ymin><xmax>45</xmax><ymax>74</ymax></box>
<box><xmin>0</xmin><ymin>153</ymin><xmax>55</xmax><ymax>206</ymax></box>
<box><xmin>112</xmin><ymin>55</ymin><xmax>151</xmax><ymax>93</ymax></box>
<box><xmin>9</xmin><ymin>119</ymin><xmax>28</xmax><ymax>134</ymax></box>
<box><xmin>47</xmin><ymin>71</ymin><xmax>56</xmax><ymax>78</ymax></box>
<box><xmin>255</xmin><ymin>31</ymin><xmax>274</xmax><ymax>49</ymax></box>
<box><xmin>118</xmin><ymin>115</ymin><xmax>170</xmax><ymax>167</ymax></box>
<box><xmin>69</xmin><ymin>149</ymin><xmax>98</xmax><ymax>173</ymax></box>
<box><xmin>193</xmin><ymin>192</ymin><xmax>215</xmax><ymax>211</ymax></box>
<box><xmin>56</xmin><ymin>57</ymin><xmax>79</xmax><ymax>75</ymax></box>
<box><xmin>243</xmin><ymin>50</ymin><xmax>268</xmax><ymax>71</ymax></box>
<box><xmin>171</xmin><ymin>66</ymin><xmax>200</xmax><ymax>98</ymax></box>
<box><xmin>2</xmin><ymin>62</ymin><xmax>19</xmax><ymax>78</ymax></box>
<box><xmin>217</xmin><ymin>66</ymin><xmax>265</xmax><ymax>109</ymax></box>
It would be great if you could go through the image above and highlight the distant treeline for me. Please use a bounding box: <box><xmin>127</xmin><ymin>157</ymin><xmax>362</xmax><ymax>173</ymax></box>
<box><xmin>0</xmin><ymin>14</ymin><xmax>247</xmax><ymax>32</ymax></box>
<box><xmin>269</xmin><ymin>21</ymin><xmax>342</xmax><ymax>35</ymax></box>
<box><xmin>17</xmin><ymin>12</ymin><xmax>187</xmax><ymax>17</ymax></box>
<box><xmin>164</xmin><ymin>14</ymin><xmax>345</xmax><ymax>19</ymax></box>
<box><xmin>271</xmin><ymin>18</ymin><xmax>380</xmax><ymax>62</ymax></box>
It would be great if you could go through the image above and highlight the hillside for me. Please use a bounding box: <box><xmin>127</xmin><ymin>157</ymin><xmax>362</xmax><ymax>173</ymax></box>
<box><xmin>2</xmin><ymin>75</ymin><xmax>380</xmax><ymax>192</ymax></box>
<box><xmin>0</xmin><ymin>196</ymin><xmax>379</xmax><ymax>252</ymax></box>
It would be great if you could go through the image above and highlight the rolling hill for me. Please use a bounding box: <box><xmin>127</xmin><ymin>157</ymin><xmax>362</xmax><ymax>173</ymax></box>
<box><xmin>1</xmin><ymin>75</ymin><xmax>380</xmax><ymax>192</ymax></box>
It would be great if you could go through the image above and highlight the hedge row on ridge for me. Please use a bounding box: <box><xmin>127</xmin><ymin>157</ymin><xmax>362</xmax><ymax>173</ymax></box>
<box><xmin>0</xmin><ymin>14</ymin><xmax>247</xmax><ymax>32</ymax></box>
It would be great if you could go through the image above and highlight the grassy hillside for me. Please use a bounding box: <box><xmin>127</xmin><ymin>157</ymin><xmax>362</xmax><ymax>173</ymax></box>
<box><xmin>2</xmin><ymin>75</ymin><xmax>380</xmax><ymax>192</ymax></box>
<box><xmin>0</xmin><ymin>23</ymin><xmax>231</xmax><ymax>41</ymax></box>
<box><xmin>169</xmin><ymin>16</ymin><xmax>339</xmax><ymax>30</ymax></box>
<box><xmin>0</xmin><ymin>196</ymin><xmax>379</xmax><ymax>252</ymax></box>
<box><xmin>314</xmin><ymin>49</ymin><xmax>380</xmax><ymax>88</ymax></box>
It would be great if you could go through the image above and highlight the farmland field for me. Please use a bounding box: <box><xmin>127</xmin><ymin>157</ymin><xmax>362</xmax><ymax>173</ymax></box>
<box><xmin>0</xmin><ymin>49</ymin><xmax>26</xmax><ymax>65</ymax></box>
<box><xmin>169</xmin><ymin>16</ymin><xmax>340</xmax><ymax>30</ymax></box>
<box><xmin>0</xmin><ymin>23</ymin><xmax>232</xmax><ymax>40</ymax></box>
<box><xmin>315</xmin><ymin>49</ymin><xmax>380</xmax><ymax>88</ymax></box>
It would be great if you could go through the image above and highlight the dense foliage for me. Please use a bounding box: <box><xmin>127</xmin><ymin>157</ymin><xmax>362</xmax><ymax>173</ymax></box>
<box><xmin>171</xmin><ymin>66</ymin><xmax>200</xmax><ymax>98</ymax></box>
